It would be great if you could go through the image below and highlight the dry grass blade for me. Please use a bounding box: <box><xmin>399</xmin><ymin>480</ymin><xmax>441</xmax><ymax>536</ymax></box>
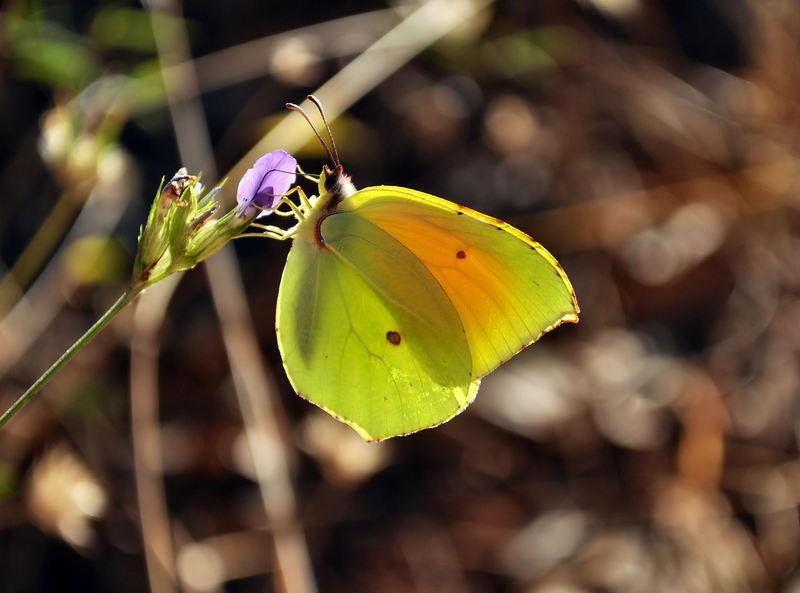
<box><xmin>0</xmin><ymin>172</ymin><xmax>133</xmax><ymax>381</ymax></box>
<box><xmin>148</xmin><ymin>2</ymin><xmax>317</xmax><ymax>591</ymax></box>
<box><xmin>159</xmin><ymin>9</ymin><xmax>401</xmax><ymax>103</ymax></box>
<box><xmin>130</xmin><ymin>276</ymin><xmax>182</xmax><ymax>593</ymax></box>
<box><xmin>220</xmin><ymin>0</ymin><xmax>494</xmax><ymax>204</ymax></box>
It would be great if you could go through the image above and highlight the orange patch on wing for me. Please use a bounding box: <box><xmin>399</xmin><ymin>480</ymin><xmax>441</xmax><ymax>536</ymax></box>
<box><xmin>354</xmin><ymin>200</ymin><xmax>536</xmax><ymax>377</ymax></box>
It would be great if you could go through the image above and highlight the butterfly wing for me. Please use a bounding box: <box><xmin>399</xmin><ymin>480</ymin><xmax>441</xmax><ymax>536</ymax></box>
<box><xmin>276</xmin><ymin>210</ymin><xmax>478</xmax><ymax>441</ymax></box>
<box><xmin>339</xmin><ymin>186</ymin><xmax>579</xmax><ymax>379</ymax></box>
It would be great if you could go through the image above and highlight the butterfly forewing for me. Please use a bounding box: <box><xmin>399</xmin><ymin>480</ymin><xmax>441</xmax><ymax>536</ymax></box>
<box><xmin>340</xmin><ymin>186</ymin><xmax>579</xmax><ymax>378</ymax></box>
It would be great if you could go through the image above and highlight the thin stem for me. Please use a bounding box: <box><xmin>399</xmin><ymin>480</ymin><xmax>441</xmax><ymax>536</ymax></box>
<box><xmin>0</xmin><ymin>284</ymin><xmax>140</xmax><ymax>428</ymax></box>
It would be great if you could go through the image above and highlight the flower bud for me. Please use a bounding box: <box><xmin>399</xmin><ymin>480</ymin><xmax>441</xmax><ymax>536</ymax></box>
<box><xmin>132</xmin><ymin>149</ymin><xmax>297</xmax><ymax>291</ymax></box>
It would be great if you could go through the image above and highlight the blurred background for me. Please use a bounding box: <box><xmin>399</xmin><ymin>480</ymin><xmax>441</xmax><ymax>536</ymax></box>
<box><xmin>1</xmin><ymin>0</ymin><xmax>799</xmax><ymax>591</ymax></box>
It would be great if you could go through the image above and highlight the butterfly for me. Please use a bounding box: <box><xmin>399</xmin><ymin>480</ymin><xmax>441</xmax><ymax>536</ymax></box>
<box><xmin>251</xmin><ymin>96</ymin><xmax>579</xmax><ymax>441</ymax></box>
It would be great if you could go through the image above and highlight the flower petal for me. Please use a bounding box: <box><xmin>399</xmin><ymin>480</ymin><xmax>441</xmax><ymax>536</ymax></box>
<box><xmin>236</xmin><ymin>150</ymin><xmax>297</xmax><ymax>218</ymax></box>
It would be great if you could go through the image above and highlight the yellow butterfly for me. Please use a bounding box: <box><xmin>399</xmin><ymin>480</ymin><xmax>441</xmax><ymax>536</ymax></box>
<box><xmin>249</xmin><ymin>97</ymin><xmax>579</xmax><ymax>441</ymax></box>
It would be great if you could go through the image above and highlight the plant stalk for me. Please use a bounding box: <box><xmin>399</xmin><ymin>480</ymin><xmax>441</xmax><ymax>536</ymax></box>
<box><xmin>0</xmin><ymin>285</ymin><xmax>140</xmax><ymax>428</ymax></box>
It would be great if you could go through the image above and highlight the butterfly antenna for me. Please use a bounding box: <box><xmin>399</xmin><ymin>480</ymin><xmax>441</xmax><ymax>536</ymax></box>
<box><xmin>307</xmin><ymin>95</ymin><xmax>340</xmax><ymax>167</ymax></box>
<box><xmin>286</xmin><ymin>101</ymin><xmax>336</xmax><ymax>165</ymax></box>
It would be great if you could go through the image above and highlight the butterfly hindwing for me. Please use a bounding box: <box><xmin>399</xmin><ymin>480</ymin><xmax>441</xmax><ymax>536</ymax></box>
<box><xmin>276</xmin><ymin>210</ymin><xmax>478</xmax><ymax>441</ymax></box>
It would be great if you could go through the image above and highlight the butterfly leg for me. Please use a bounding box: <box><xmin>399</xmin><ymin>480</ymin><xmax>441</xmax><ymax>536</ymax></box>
<box><xmin>243</xmin><ymin>186</ymin><xmax>315</xmax><ymax>240</ymax></box>
<box><xmin>296</xmin><ymin>164</ymin><xmax>320</xmax><ymax>185</ymax></box>
<box><xmin>237</xmin><ymin>225</ymin><xmax>295</xmax><ymax>240</ymax></box>
<box><xmin>270</xmin><ymin>186</ymin><xmax>314</xmax><ymax>219</ymax></box>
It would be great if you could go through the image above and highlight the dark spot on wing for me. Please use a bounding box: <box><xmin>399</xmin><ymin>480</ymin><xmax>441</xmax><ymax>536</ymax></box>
<box><xmin>456</xmin><ymin>250</ymin><xmax>466</xmax><ymax>259</ymax></box>
<box><xmin>386</xmin><ymin>330</ymin><xmax>402</xmax><ymax>345</ymax></box>
<box><xmin>456</xmin><ymin>211</ymin><xmax>464</xmax><ymax>216</ymax></box>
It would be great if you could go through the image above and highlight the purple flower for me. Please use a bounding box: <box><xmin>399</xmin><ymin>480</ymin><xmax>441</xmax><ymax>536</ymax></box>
<box><xmin>236</xmin><ymin>150</ymin><xmax>297</xmax><ymax>219</ymax></box>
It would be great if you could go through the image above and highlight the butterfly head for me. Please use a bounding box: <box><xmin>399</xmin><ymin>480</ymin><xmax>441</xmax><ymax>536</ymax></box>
<box><xmin>320</xmin><ymin>163</ymin><xmax>356</xmax><ymax>202</ymax></box>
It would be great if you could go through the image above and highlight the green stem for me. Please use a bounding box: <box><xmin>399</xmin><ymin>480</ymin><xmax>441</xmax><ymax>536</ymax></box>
<box><xmin>0</xmin><ymin>285</ymin><xmax>141</xmax><ymax>428</ymax></box>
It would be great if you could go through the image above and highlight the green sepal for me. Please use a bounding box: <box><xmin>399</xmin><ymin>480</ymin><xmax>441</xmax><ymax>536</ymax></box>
<box><xmin>132</xmin><ymin>173</ymin><xmax>253</xmax><ymax>291</ymax></box>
